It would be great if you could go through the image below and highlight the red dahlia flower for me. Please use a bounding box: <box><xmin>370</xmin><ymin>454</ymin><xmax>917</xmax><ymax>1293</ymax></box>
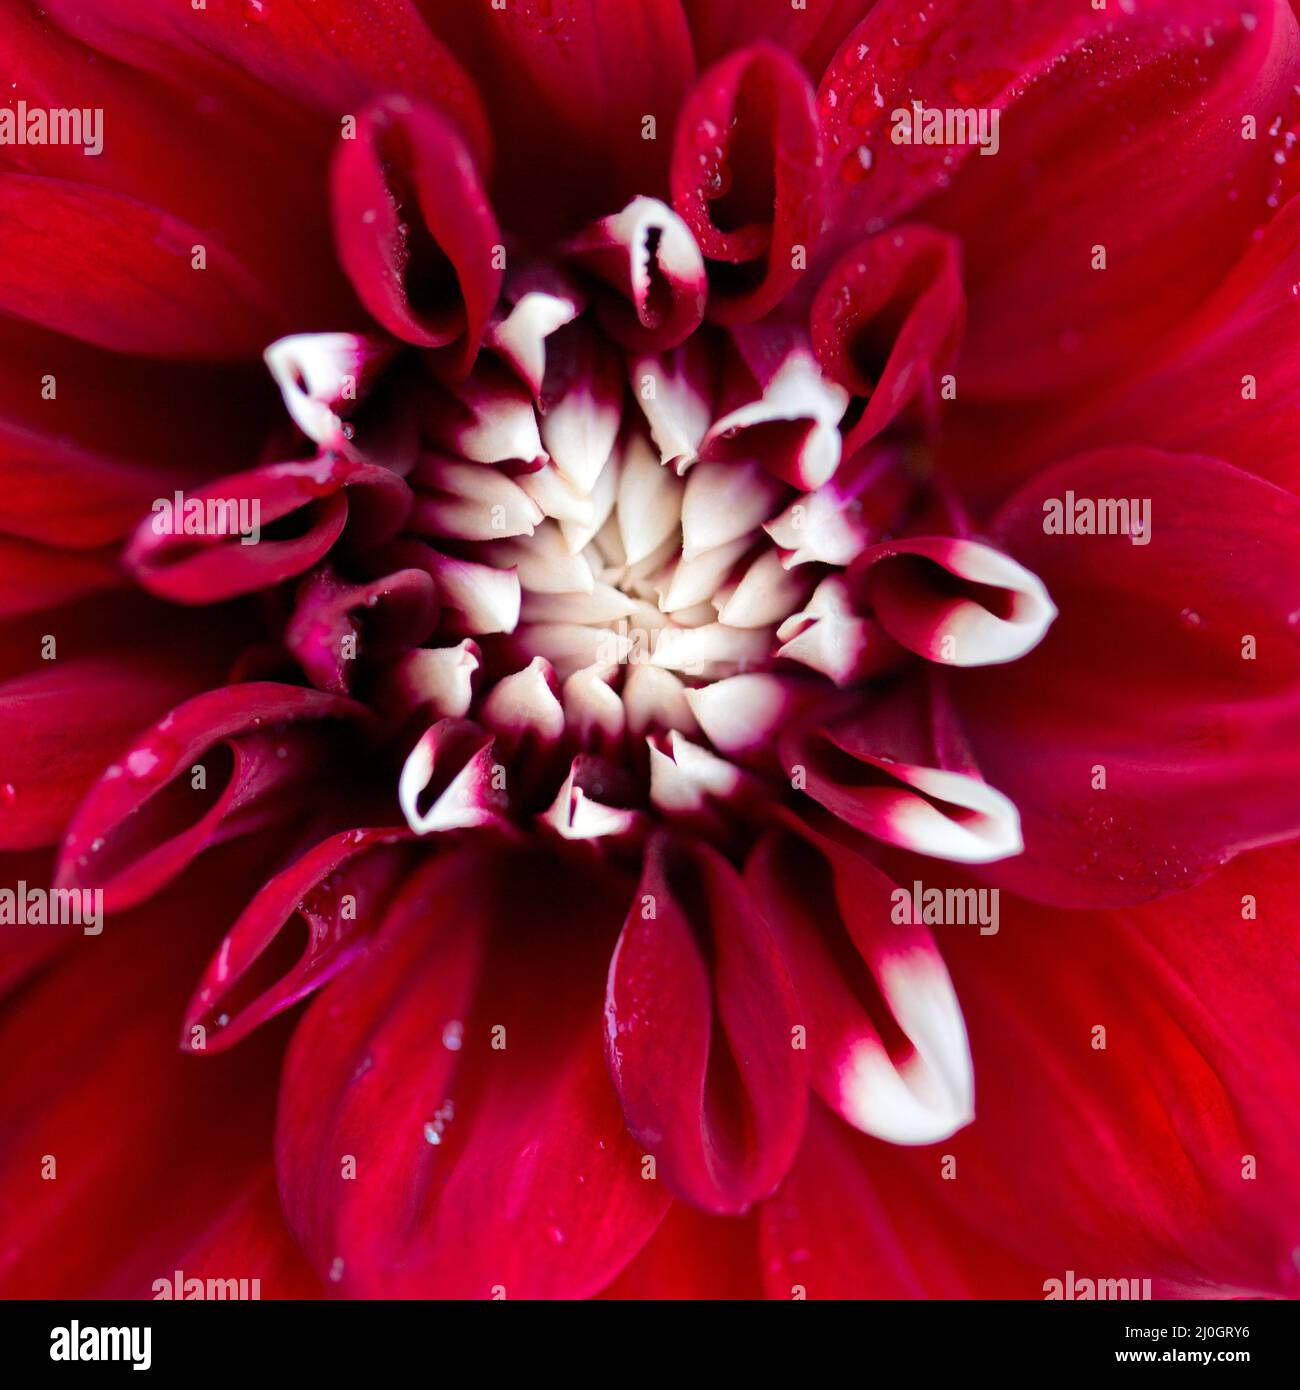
<box><xmin>1</xmin><ymin>0</ymin><xmax>1299</xmax><ymax>1302</ymax></box>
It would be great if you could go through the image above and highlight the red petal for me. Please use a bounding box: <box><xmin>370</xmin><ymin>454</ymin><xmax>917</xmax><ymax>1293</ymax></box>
<box><xmin>819</xmin><ymin>0</ymin><xmax>1300</xmax><ymax>396</ymax></box>
<box><xmin>397</xmin><ymin>717</ymin><xmax>506</xmax><ymax>834</ymax></box>
<box><xmin>881</xmin><ymin>848</ymin><xmax>1300</xmax><ymax>1296</ymax></box>
<box><xmin>685</xmin><ymin>0</ymin><xmax>871</xmax><ymax>79</ymax></box>
<box><xmin>954</xmin><ymin>448</ymin><xmax>1300</xmax><ymax>906</ymax></box>
<box><xmin>0</xmin><ymin>176</ymin><xmax>292</xmax><ymax>360</ymax></box>
<box><xmin>276</xmin><ymin>842</ymin><xmax>667</xmax><ymax>1298</ymax></box>
<box><xmin>39</xmin><ymin>0</ymin><xmax>491</xmax><ymax>168</ymax></box>
<box><xmin>812</xmin><ymin>225</ymin><xmax>965</xmax><ymax>449</ymax></box>
<box><xmin>184</xmin><ymin>828</ymin><xmax>415</xmax><ymax>1054</ymax></box>
<box><xmin>332</xmin><ymin>96</ymin><xmax>501</xmax><ymax>375</ymax></box>
<box><xmin>123</xmin><ymin>456</ymin><xmax>412</xmax><ymax>605</ymax></box>
<box><xmin>605</xmin><ymin>834</ymin><xmax>808</xmax><ymax>1213</ymax></box>
<box><xmin>672</xmin><ymin>43</ymin><xmax>825</xmax><ymax>323</ymax></box>
<box><xmin>54</xmin><ymin>683</ymin><xmax>374</xmax><ymax>911</ymax></box>
<box><xmin>760</xmin><ymin>1103</ymin><xmax>1043</xmax><ymax>1298</ymax></box>
<box><xmin>0</xmin><ymin>647</ymin><xmax>227</xmax><ymax>851</ymax></box>
<box><xmin>784</xmin><ymin>703</ymin><xmax>1024</xmax><ymax>865</ymax></box>
<box><xmin>851</xmin><ymin>535</ymin><xmax>1056</xmax><ymax>667</ymax></box>
<box><xmin>599</xmin><ymin>1202</ymin><xmax>763</xmax><ymax>1299</ymax></box>
<box><xmin>565</xmin><ymin>198</ymin><xmax>707</xmax><ymax>353</ymax></box>
<box><xmin>1053</xmin><ymin>193</ymin><xmax>1300</xmax><ymax>497</ymax></box>
<box><xmin>0</xmin><ymin>319</ymin><xmax>277</xmax><ymax>548</ymax></box>
<box><xmin>286</xmin><ymin>564</ymin><xmax>438</xmax><ymax>694</ymax></box>
<box><xmin>420</xmin><ymin>0</ymin><xmax>694</xmax><ymax>235</ymax></box>
<box><xmin>0</xmin><ymin>844</ymin><xmax>303</xmax><ymax>1298</ymax></box>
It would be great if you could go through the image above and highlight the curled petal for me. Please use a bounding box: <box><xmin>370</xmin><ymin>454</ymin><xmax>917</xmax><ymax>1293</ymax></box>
<box><xmin>421</xmin><ymin>358</ymin><xmax>546</xmax><ymax>467</ymax></box>
<box><xmin>263</xmin><ymin>333</ymin><xmax>406</xmax><ymax>461</ymax></box>
<box><xmin>765</xmin><ymin>483</ymin><xmax>872</xmax><ymax>568</ymax></box>
<box><xmin>750</xmin><ymin>830</ymin><xmax>974</xmax><ymax>1144</ymax></box>
<box><xmin>409</xmin><ymin>456</ymin><xmax>543</xmax><ymax>541</ymax></box>
<box><xmin>787</xmin><ymin>724</ymin><xmax>1023</xmax><ymax>864</ymax></box>
<box><xmin>398</xmin><ymin>718</ymin><xmax>504</xmax><ymax>835</ymax></box>
<box><xmin>479</xmin><ymin>657</ymin><xmax>566</xmax><ymax>764</ymax></box>
<box><xmin>618</xmin><ymin>435</ymin><xmax>685</xmax><ymax>567</ymax></box>
<box><xmin>55</xmin><ymin>683</ymin><xmax>374</xmax><ymax>909</ymax></box>
<box><xmin>672</xmin><ymin>43</ymin><xmax>824</xmax><ymax>322</ymax></box>
<box><xmin>566</xmin><ymin>197</ymin><xmax>707</xmax><ymax>352</ymax></box>
<box><xmin>702</xmin><ymin>324</ymin><xmax>849</xmax><ymax>490</ymax></box>
<box><xmin>716</xmin><ymin>548</ymin><xmax>815</xmax><ymax>627</ymax></box>
<box><xmin>404</xmin><ymin>545</ymin><xmax>522</xmax><ymax>636</ymax></box>
<box><xmin>540</xmin><ymin>756</ymin><xmax>643</xmax><ymax>842</ymax></box>
<box><xmin>776</xmin><ymin>576</ymin><xmax>904</xmax><ymax>686</ymax></box>
<box><xmin>123</xmin><ymin>456</ymin><xmax>412</xmax><ymax>605</ymax></box>
<box><xmin>332</xmin><ymin>96</ymin><xmax>501</xmax><ymax>376</ymax></box>
<box><xmin>562</xmin><ymin>665</ymin><xmax>626</xmax><ymax>757</ymax></box>
<box><xmin>605</xmin><ymin>834</ymin><xmax>808</xmax><ymax>1212</ymax></box>
<box><xmin>630</xmin><ymin>334</ymin><xmax>721</xmax><ymax>471</ymax></box>
<box><xmin>183</xmin><ymin>828</ymin><xmax>415</xmax><ymax>1054</ymax></box>
<box><xmin>623</xmin><ymin>666</ymin><xmax>701</xmax><ymax>742</ymax></box>
<box><xmin>0</xmin><ymin>647</ymin><xmax>223</xmax><ymax>851</ymax></box>
<box><xmin>955</xmin><ymin>448</ymin><xmax>1300</xmax><ymax>905</ymax></box>
<box><xmin>682</xmin><ymin>460</ymin><xmax>785</xmax><ymax>559</ymax></box>
<box><xmin>684</xmin><ymin>673</ymin><xmax>811</xmax><ymax>760</ymax></box>
<box><xmin>373</xmin><ymin>640</ymin><xmax>481</xmax><ymax>727</ymax></box>
<box><xmin>286</xmin><ymin>566</ymin><xmax>439</xmax><ymax>694</ymax></box>
<box><xmin>813</xmin><ymin>226</ymin><xmax>965</xmax><ymax>449</ymax></box>
<box><xmin>486</xmin><ymin>261</ymin><xmax>584</xmax><ymax>398</ymax></box>
<box><xmin>854</xmin><ymin>537</ymin><xmax>1057</xmax><ymax>667</ymax></box>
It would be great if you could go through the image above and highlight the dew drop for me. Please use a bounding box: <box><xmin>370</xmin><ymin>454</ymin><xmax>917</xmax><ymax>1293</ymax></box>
<box><xmin>125</xmin><ymin>747</ymin><xmax>162</xmax><ymax>779</ymax></box>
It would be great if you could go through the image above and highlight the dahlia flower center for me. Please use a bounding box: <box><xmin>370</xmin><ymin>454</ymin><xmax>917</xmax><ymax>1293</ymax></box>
<box><xmin>253</xmin><ymin>204</ymin><xmax>892</xmax><ymax>841</ymax></box>
<box><xmin>241</xmin><ymin>185</ymin><xmax>1058</xmax><ymax>852</ymax></box>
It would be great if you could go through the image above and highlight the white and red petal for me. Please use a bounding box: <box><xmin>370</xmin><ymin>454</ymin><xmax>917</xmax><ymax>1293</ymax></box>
<box><xmin>397</xmin><ymin>717</ymin><xmax>503</xmax><ymax>835</ymax></box>
<box><xmin>854</xmin><ymin>536</ymin><xmax>1056</xmax><ymax>667</ymax></box>
<box><xmin>750</xmin><ymin>830</ymin><xmax>974</xmax><ymax>1145</ymax></box>
<box><xmin>566</xmin><ymin>197</ymin><xmax>707</xmax><ymax>352</ymax></box>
